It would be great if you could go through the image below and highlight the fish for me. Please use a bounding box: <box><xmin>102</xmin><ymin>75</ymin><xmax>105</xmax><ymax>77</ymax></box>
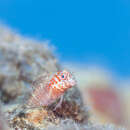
<box><xmin>28</xmin><ymin>70</ymin><xmax>76</xmax><ymax>108</ymax></box>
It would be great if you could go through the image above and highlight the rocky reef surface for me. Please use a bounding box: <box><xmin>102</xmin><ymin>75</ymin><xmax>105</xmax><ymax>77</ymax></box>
<box><xmin>0</xmin><ymin>26</ymin><xmax>126</xmax><ymax>130</ymax></box>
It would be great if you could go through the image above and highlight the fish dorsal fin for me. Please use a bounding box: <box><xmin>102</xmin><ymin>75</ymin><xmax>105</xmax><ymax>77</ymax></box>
<box><xmin>32</xmin><ymin>71</ymin><xmax>52</xmax><ymax>90</ymax></box>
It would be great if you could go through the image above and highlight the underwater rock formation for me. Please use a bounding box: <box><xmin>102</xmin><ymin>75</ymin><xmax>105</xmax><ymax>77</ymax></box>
<box><xmin>0</xmin><ymin>25</ymin><xmax>126</xmax><ymax>130</ymax></box>
<box><xmin>0</xmin><ymin>26</ymin><xmax>88</xmax><ymax>130</ymax></box>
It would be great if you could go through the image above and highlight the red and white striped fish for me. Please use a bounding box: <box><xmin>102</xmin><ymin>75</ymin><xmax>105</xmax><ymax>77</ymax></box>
<box><xmin>28</xmin><ymin>70</ymin><xmax>76</xmax><ymax>107</ymax></box>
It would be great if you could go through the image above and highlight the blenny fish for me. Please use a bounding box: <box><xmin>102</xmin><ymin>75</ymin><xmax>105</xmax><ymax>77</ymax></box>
<box><xmin>28</xmin><ymin>70</ymin><xmax>76</xmax><ymax>108</ymax></box>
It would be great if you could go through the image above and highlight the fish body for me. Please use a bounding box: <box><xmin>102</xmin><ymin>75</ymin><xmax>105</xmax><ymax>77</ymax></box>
<box><xmin>28</xmin><ymin>70</ymin><xmax>76</xmax><ymax>107</ymax></box>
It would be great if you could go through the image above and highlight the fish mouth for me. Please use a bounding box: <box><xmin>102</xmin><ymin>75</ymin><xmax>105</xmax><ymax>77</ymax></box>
<box><xmin>69</xmin><ymin>72</ymin><xmax>76</xmax><ymax>86</ymax></box>
<box><xmin>69</xmin><ymin>78</ymin><xmax>76</xmax><ymax>86</ymax></box>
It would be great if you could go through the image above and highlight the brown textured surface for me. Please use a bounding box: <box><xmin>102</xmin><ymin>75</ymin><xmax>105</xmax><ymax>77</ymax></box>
<box><xmin>53</xmin><ymin>101</ymin><xmax>88</xmax><ymax>123</ymax></box>
<box><xmin>9</xmin><ymin>99</ymin><xmax>88</xmax><ymax>129</ymax></box>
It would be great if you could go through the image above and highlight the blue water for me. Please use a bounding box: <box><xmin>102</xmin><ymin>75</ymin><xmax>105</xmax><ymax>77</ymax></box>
<box><xmin>0</xmin><ymin>0</ymin><xmax>130</xmax><ymax>77</ymax></box>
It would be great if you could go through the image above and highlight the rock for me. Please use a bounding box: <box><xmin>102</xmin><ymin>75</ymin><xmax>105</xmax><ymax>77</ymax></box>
<box><xmin>0</xmin><ymin>29</ymin><xmax>59</xmax><ymax>104</ymax></box>
<box><xmin>0</xmin><ymin>26</ymin><xmax>88</xmax><ymax>130</ymax></box>
<box><xmin>8</xmin><ymin>83</ymin><xmax>87</xmax><ymax>129</ymax></box>
<box><xmin>9</xmin><ymin>107</ymin><xmax>60</xmax><ymax>129</ymax></box>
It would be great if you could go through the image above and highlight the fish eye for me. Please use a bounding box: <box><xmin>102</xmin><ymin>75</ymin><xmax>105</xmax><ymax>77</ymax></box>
<box><xmin>62</xmin><ymin>75</ymin><xmax>64</xmax><ymax>79</ymax></box>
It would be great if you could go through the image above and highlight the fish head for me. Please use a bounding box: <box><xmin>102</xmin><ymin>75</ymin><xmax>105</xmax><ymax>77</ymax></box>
<box><xmin>59</xmin><ymin>70</ymin><xmax>76</xmax><ymax>88</ymax></box>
